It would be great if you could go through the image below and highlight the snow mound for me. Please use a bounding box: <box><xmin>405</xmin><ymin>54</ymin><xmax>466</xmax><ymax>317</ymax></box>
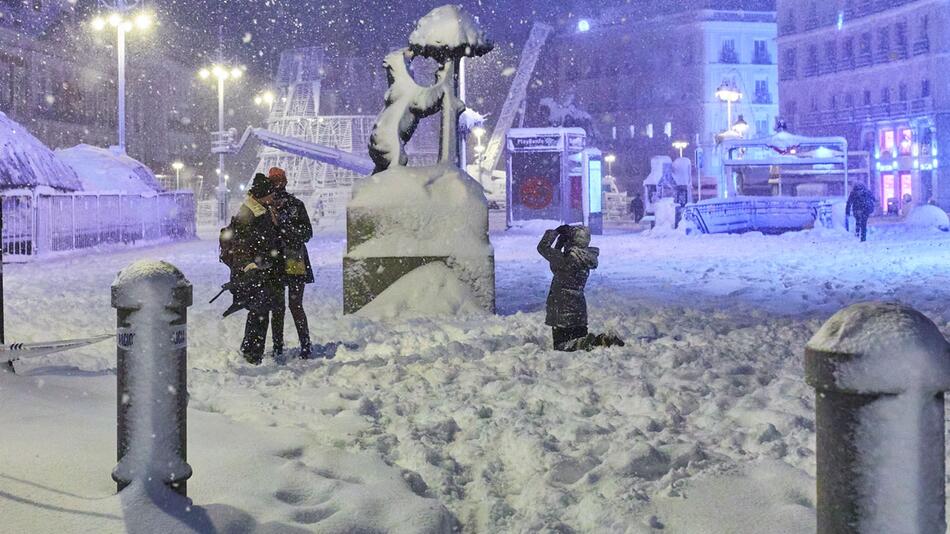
<box><xmin>0</xmin><ymin>111</ymin><xmax>81</xmax><ymax>191</ymax></box>
<box><xmin>904</xmin><ymin>204</ymin><xmax>950</xmax><ymax>230</ymax></box>
<box><xmin>807</xmin><ymin>301</ymin><xmax>950</xmax><ymax>393</ymax></box>
<box><xmin>356</xmin><ymin>262</ymin><xmax>484</xmax><ymax>320</ymax></box>
<box><xmin>408</xmin><ymin>5</ymin><xmax>493</xmax><ymax>59</ymax></box>
<box><xmin>57</xmin><ymin>144</ymin><xmax>162</xmax><ymax>194</ymax></box>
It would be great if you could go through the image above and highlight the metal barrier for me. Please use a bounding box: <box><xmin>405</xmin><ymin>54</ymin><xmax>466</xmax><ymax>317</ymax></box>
<box><xmin>682</xmin><ymin>197</ymin><xmax>826</xmax><ymax>234</ymax></box>
<box><xmin>1</xmin><ymin>191</ymin><xmax>195</xmax><ymax>259</ymax></box>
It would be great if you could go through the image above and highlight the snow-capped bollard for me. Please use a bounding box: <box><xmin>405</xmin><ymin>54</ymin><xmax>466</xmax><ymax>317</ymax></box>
<box><xmin>111</xmin><ymin>260</ymin><xmax>193</xmax><ymax>496</ymax></box>
<box><xmin>805</xmin><ymin>302</ymin><xmax>950</xmax><ymax>534</ymax></box>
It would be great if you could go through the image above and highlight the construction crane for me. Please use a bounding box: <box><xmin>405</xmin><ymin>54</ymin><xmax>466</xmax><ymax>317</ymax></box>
<box><xmin>475</xmin><ymin>22</ymin><xmax>553</xmax><ymax>197</ymax></box>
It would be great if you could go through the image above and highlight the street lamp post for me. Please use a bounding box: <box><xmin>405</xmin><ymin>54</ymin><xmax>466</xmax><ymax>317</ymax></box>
<box><xmin>672</xmin><ymin>140</ymin><xmax>689</xmax><ymax>158</ymax></box>
<box><xmin>91</xmin><ymin>2</ymin><xmax>152</xmax><ymax>154</ymax></box>
<box><xmin>172</xmin><ymin>161</ymin><xmax>184</xmax><ymax>190</ymax></box>
<box><xmin>200</xmin><ymin>64</ymin><xmax>244</xmax><ymax>222</ymax></box>
<box><xmin>604</xmin><ymin>154</ymin><xmax>617</xmax><ymax>178</ymax></box>
<box><xmin>715</xmin><ymin>81</ymin><xmax>742</xmax><ymax>133</ymax></box>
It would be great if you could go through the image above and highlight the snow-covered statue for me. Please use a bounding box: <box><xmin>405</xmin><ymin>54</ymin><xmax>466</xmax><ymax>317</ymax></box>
<box><xmin>344</xmin><ymin>5</ymin><xmax>496</xmax><ymax>317</ymax></box>
<box><xmin>369</xmin><ymin>5</ymin><xmax>493</xmax><ymax>173</ymax></box>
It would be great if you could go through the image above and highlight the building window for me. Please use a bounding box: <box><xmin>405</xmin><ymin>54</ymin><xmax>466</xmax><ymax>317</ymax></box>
<box><xmin>805</xmin><ymin>45</ymin><xmax>819</xmax><ymax>76</ymax></box>
<box><xmin>753</xmin><ymin>40</ymin><xmax>771</xmax><ymax>64</ymax></box>
<box><xmin>755</xmin><ymin>118</ymin><xmax>769</xmax><ymax>137</ymax></box>
<box><xmin>720</xmin><ymin>39</ymin><xmax>738</xmax><ymax>64</ymax></box>
<box><xmin>881</xmin><ymin>86</ymin><xmax>890</xmax><ymax>104</ymax></box>
<box><xmin>841</xmin><ymin>37</ymin><xmax>854</xmax><ymax>69</ymax></box>
<box><xmin>754</xmin><ymin>79</ymin><xmax>771</xmax><ymax>104</ymax></box>
<box><xmin>877</xmin><ymin>27</ymin><xmax>890</xmax><ymax>62</ymax></box>
<box><xmin>858</xmin><ymin>32</ymin><xmax>872</xmax><ymax>66</ymax></box>
<box><xmin>810</xmin><ymin>95</ymin><xmax>818</xmax><ymax>112</ymax></box>
<box><xmin>781</xmin><ymin>48</ymin><xmax>797</xmax><ymax>80</ymax></box>
<box><xmin>921</xmin><ymin>79</ymin><xmax>931</xmax><ymax>98</ymax></box>
<box><xmin>895</xmin><ymin>21</ymin><xmax>909</xmax><ymax>59</ymax></box>
<box><xmin>914</xmin><ymin>15</ymin><xmax>930</xmax><ymax>54</ymax></box>
<box><xmin>898</xmin><ymin>83</ymin><xmax>908</xmax><ymax>101</ymax></box>
<box><xmin>845</xmin><ymin>93</ymin><xmax>854</xmax><ymax>108</ymax></box>
<box><xmin>823</xmin><ymin>40</ymin><xmax>837</xmax><ymax>73</ymax></box>
<box><xmin>863</xmin><ymin>89</ymin><xmax>872</xmax><ymax>106</ymax></box>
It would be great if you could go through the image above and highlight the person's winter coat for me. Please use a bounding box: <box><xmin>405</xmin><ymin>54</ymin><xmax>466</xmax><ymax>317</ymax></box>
<box><xmin>846</xmin><ymin>183</ymin><xmax>876</xmax><ymax>217</ymax></box>
<box><xmin>274</xmin><ymin>190</ymin><xmax>314</xmax><ymax>284</ymax></box>
<box><xmin>228</xmin><ymin>196</ymin><xmax>284</xmax><ymax>310</ymax></box>
<box><xmin>538</xmin><ymin>226</ymin><xmax>599</xmax><ymax>328</ymax></box>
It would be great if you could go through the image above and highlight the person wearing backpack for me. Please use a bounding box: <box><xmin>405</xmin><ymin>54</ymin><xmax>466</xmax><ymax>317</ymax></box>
<box><xmin>266</xmin><ymin>167</ymin><xmax>314</xmax><ymax>359</ymax></box>
<box><xmin>223</xmin><ymin>173</ymin><xmax>284</xmax><ymax>365</ymax></box>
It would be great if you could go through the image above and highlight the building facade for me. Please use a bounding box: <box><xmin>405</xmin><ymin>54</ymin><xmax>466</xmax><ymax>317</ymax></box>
<box><xmin>778</xmin><ymin>0</ymin><xmax>950</xmax><ymax>212</ymax></box>
<box><xmin>554</xmin><ymin>2</ymin><xmax>779</xmax><ymax>193</ymax></box>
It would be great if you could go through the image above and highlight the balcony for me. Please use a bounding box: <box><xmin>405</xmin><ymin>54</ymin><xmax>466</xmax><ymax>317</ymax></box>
<box><xmin>911</xmin><ymin>96</ymin><xmax>933</xmax><ymax>114</ymax></box>
<box><xmin>780</xmin><ymin>21</ymin><xmax>796</xmax><ymax>36</ymax></box>
<box><xmin>894</xmin><ymin>45</ymin><xmax>909</xmax><ymax>60</ymax></box>
<box><xmin>753</xmin><ymin>92</ymin><xmax>773</xmax><ymax>105</ymax></box>
<box><xmin>913</xmin><ymin>39</ymin><xmax>930</xmax><ymax>55</ymax></box>
<box><xmin>819</xmin><ymin>61</ymin><xmax>835</xmax><ymax>75</ymax></box>
<box><xmin>855</xmin><ymin>52</ymin><xmax>873</xmax><ymax>68</ymax></box>
<box><xmin>837</xmin><ymin>56</ymin><xmax>855</xmax><ymax>71</ymax></box>
<box><xmin>720</xmin><ymin>49</ymin><xmax>739</xmax><ymax>64</ymax></box>
<box><xmin>803</xmin><ymin>63</ymin><xmax>819</xmax><ymax>77</ymax></box>
<box><xmin>804</xmin><ymin>16</ymin><xmax>819</xmax><ymax>31</ymax></box>
<box><xmin>780</xmin><ymin>68</ymin><xmax>796</xmax><ymax>81</ymax></box>
<box><xmin>752</xmin><ymin>52</ymin><xmax>772</xmax><ymax>65</ymax></box>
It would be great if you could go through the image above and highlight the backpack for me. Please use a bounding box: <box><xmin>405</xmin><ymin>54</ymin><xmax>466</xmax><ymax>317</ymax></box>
<box><xmin>219</xmin><ymin>220</ymin><xmax>239</xmax><ymax>268</ymax></box>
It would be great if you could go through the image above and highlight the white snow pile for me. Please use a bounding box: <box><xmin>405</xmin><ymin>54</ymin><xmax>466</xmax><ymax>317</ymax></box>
<box><xmin>357</xmin><ymin>262</ymin><xmax>484</xmax><ymax>319</ymax></box>
<box><xmin>903</xmin><ymin>204</ymin><xmax>950</xmax><ymax>230</ymax></box>
<box><xmin>57</xmin><ymin>144</ymin><xmax>163</xmax><ymax>194</ymax></box>
<box><xmin>408</xmin><ymin>4</ymin><xmax>493</xmax><ymax>58</ymax></box>
<box><xmin>0</xmin><ymin>111</ymin><xmax>81</xmax><ymax>191</ymax></box>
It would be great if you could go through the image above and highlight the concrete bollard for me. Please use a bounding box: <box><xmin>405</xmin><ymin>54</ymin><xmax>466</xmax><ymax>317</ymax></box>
<box><xmin>111</xmin><ymin>260</ymin><xmax>193</xmax><ymax>496</ymax></box>
<box><xmin>805</xmin><ymin>302</ymin><xmax>950</xmax><ymax>534</ymax></box>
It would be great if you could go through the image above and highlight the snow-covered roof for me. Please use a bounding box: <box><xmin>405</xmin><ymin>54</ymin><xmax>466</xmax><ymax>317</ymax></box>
<box><xmin>721</xmin><ymin>131</ymin><xmax>849</xmax><ymax>167</ymax></box>
<box><xmin>56</xmin><ymin>144</ymin><xmax>163</xmax><ymax>194</ymax></box>
<box><xmin>409</xmin><ymin>5</ymin><xmax>493</xmax><ymax>60</ymax></box>
<box><xmin>0</xmin><ymin>111</ymin><xmax>81</xmax><ymax>192</ymax></box>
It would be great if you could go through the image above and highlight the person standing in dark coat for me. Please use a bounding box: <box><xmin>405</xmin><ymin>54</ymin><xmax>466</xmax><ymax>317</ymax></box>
<box><xmin>845</xmin><ymin>182</ymin><xmax>876</xmax><ymax>242</ymax></box>
<box><xmin>228</xmin><ymin>173</ymin><xmax>284</xmax><ymax>365</ymax></box>
<box><xmin>630</xmin><ymin>193</ymin><xmax>645</xmax><ymax>222</ymax></box>
<box><xmin>267</xmin><ymin>167</ymin><xmax>315</xmax><ymax>359</ymax></box>
<box><xmin>538</xmin><ymin>225</ymin><xmax>623</xmax><ymax>351</ymax></box>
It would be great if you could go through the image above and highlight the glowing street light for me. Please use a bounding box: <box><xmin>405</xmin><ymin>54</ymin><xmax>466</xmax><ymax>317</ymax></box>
<box><xmin>715</xmin><ymin>81</ymin><xmax>742</xmax><ymax>133</ymax></box>
<box><xmin>254</xmin><ymin>90</ymin><xmax>275</xmax><ymax>107</ymax></box>
<box><xmin>172</xmin><ymin>161</ymin><xmax>184</xmax><ymax>190</ymax></box>
<box><xmin>672</xmin><ymin>140</ymin><xmax>689</xmax><ymax>158</ymax></box>
<box><xmin>90</xmin><ymin>1</ymin><xmax>153</xmax><ymax>154</ymax></box>
<box><xmin>604</xmin><ymin>153</ymin><xmax>617</xmax><ymax>177</ymax></box>
<box><xmin>199</xmin><ymin>61</ymin><xmax>246</xmax><ymax>222</ymax></box>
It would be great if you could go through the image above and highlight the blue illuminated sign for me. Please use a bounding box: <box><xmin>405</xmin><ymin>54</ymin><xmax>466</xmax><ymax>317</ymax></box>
<box><xmin>589</xmin><ymin>159</ymin><xmax>602</xmax><ymax>213</ymax></box>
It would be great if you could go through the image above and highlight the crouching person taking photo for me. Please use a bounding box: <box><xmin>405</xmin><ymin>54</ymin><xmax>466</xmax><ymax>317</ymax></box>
<box><xmin>538</xmin><ymin>224</ymin><xmax>624</xmax><ymax>352</ymax></box>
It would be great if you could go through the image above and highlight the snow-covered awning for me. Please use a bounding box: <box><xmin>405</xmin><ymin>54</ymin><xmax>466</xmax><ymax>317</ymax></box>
<box><xmin>0</xmin><ymin>112</ymin><xmax>82</xmax><ymax>192</ymax></box>
<box><xmin>56</xmin><ymin>144</ymin><xmax>163</xmax><ymax>194</ymax></box>
<box><xmin>720</xmin><ymin>131</ymin><xmax>848</xmax><ymax>167</ymax></box>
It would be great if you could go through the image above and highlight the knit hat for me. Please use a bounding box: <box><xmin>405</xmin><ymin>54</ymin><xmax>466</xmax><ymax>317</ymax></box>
<box><xmin>267</xmin><ymin>167</ymin><xmax>288</xmax><ymax>188</ymax></box>
<box><xmin>248</xmin><ymin>173</ymin><xmax>275</xmax><ymax>199</ymax></box>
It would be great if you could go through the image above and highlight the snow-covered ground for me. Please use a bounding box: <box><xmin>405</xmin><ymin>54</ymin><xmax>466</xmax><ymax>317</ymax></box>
<box><xmin>2</xmin><ymin>223</ymin><xmax>950</xmax><ymax>533</ymax></box>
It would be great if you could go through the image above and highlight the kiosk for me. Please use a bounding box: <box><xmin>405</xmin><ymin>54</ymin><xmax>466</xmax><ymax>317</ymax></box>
<box><xmin>506</xmin><ymin>127</ymin><xmax>603</xmax><ymax>233</ymax></box>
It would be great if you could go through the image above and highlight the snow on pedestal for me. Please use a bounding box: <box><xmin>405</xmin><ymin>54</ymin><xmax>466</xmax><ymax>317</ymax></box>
<box><xmin>806</xmin><ymin>302</ymin><xmax>950</xmax><ymax>534</ymax></box>
<box><xmin>346</xmin><ymin>5</ymin><xmax>494</xmax><ymax>316</ymax></box>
